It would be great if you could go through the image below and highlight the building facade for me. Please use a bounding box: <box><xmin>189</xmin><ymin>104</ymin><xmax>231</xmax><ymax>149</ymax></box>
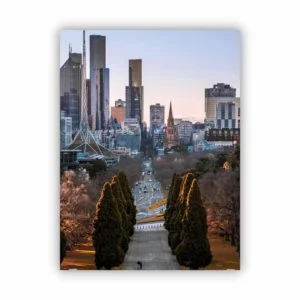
<box><xmin>192</xmin><ymin>130</ymin><xmax>205</xmax><ymax>152</ymax></box>
<box><xmin>205</xmin><ymin>128</ymin><xmax>240</xmax><ymax>143</ymax></box>
<box><xmin>89</xmin><ymin>35</ymin><xmax>109</xmax><ymax>131</ymax></box>
<box><xmin>150</xmin><ymin>103</ymin><xmax>165</xmax><ymax>134</ymax></box>
<box><xmin>111</xmin><ymin>108</ymin><xmax>126</xmax><ymax>126</ymax></box>
<box><xmin>153</xmin><ymin>127</ymin><xmax>165</xmax><ymax>149</ymax></box>
<box><xmin>216</xmin><ymin>102</ymin><xmax>237</xmax><ymax>129</ymax></box>
<box><xmin>125</xmin><ymin>59</ymin><xmax>144</xmax><ymax>124</ymax></box>
<box><xmin>205</xmin><ymin>83</ymin><xmax>239</xmax><ymax>128</ymax></box>
<box><xmin>60</xmin><ymin>52</ymin><xmax>82</xmax><ymax>134</ymax></box>
<box><xmin>116</xmin><ymin>118</ymin><xmax>142</xmax><ymax>151</ymax></box>
<box><xmin>99</xmin><ymin>68</ymin><xmax>110</xmax><ymax>129</ymax></box>
<box><xmin>175</xmin><ymin>120</ymin><xmax>193</xmax><ymax>146</ymax></box>
<box><xmin>60</xmin><ymin>116</ymin><xmax>72</xmax><ymax>149</ymax></box>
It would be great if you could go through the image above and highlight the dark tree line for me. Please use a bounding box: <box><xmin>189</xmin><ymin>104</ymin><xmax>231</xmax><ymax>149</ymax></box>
<box><xmin>92</xmin><ymin>171</ymin><xmax>136</xmax><ymax>269</ymax></box>
<box><xmin>152</xmin><ymin>152</ymin><xmax>206</xmax><ymax>191</ymax></box>
<box><xmin>164</xmin><ymin>172</ymin><xmax>212</xmax><ymax>269</ymax></box>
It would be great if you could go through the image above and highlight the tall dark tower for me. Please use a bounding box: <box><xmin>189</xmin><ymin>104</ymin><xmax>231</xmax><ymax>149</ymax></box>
<box><xmin>90</xmin><ymin>35</ymin><xmax>109</xmax><ymax>131</ymax></box>
<box><xmin>125</xmin><ymin>59</ymin><xmax>144</xmax><ymax>125</ymax></box>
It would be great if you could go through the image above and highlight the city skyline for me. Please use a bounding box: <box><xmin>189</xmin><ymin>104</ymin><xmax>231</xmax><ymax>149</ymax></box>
<box><xmin>60</xmin><ymin>29</ymin><xmax>240</xmax><ymax>126</ymax></box>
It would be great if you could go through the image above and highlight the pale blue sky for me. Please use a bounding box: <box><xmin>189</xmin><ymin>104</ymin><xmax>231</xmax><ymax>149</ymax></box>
<box><xmin>60</xmin><ymin>29</ymin><xmax>240</xmax><ymax>125</ymax></box>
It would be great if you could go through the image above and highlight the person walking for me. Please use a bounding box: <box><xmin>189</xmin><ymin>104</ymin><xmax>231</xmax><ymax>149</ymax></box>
<box><xmin>137</xmin><ymin>261</ymin><xmax>143</xmax><ymax>270</ymax></box>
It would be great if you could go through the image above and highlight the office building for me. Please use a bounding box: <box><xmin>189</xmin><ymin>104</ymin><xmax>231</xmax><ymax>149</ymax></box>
<box><xmin>111</xmin><ymin>99</ymin><xmax>126</xmax><ymax>126</ymax></box>
<box><xmin>99</xmin><ymin>68</ymin><xmax>110</xmax><ymax>129</ymax></box>
<box><xmin>216</xmin><ymin>102</ymin><xmax>238</xmax><ymax>129</ymax></box>
<box><xmin>60</xmin><ymin>116</ymin><xmax>72</xmax><ymax>148</ymax></box>
<box><xmin>125</xmin><ymin>59</ymin><xmax>144</xmax><ymax>124</ymax></box>
<box><xmin>192</xmin><ymin>130</ymin><xmax>205</xmax><ymax>152</ymax></box>
<box><xmin>89</xmin><ymin>35</ymin><xmax>109</xmax><ymax>130</ymax></box>
<box><xmin>150</xmin><ymin>103</ymin><xmax>165</xmax><ymax>134</ymax></box>
<box><xmin>60</xmin><ymin>52</ymin><xmax>82</xmax><ymax>133</ymax></box>
<box><xmin>205</xmin><ymin>83</ymin><xmax>239</xmax><ymax>128</ymax></box>
<box><xmin>175</xmin><ymin>120</ymin><xmax>193</xmax><ymax>146</ymax></box>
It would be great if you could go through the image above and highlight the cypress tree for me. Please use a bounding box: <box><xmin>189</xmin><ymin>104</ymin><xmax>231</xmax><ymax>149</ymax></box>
<box><xmin>164</xmin><ymin>173</ymin><xmax>176</xmax><ymax>228</ymax></box>
<box><xmin>169</xmin><ymin>172</ymin><xmax>195</xmax><ymax>252</ymax></box>
<box><xmin>92</xmin><ymin>182</ymin><xmax>125</xmax><ymax>269</ymax></box>
<box><xmin>165</xmin><ymin>174</ymin><xmax>181</xmax><ymax>231</ymax></box>
<box><xmin>112</xmin><ymin>176</ymin><xmax>133</xmax><ymax>236</ymax></box>
<box><xmin>167</xmin><ymin>176</ymin><xmax>183</xmax><ymax>246</ymax></box>
<box><xmin>175</xmin><ymin>179</ymin><xmax>212</xmax><ymax>269</ymax></box>
<box><xmin>117</xmin><ymin>171</ymin><xmax>136</xmax><ymax>230</ymax></box>
<box><xmin>110</xmin><ymin>178</ymin><xmax>129</xmax><ymax>253</ymax></box>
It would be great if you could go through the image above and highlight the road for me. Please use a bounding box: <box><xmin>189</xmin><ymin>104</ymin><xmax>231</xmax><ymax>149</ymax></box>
<box><xmin>132</xmin><ymin>158</ymin><xmax>165</xmax><ymax>220</ymax></box>
<box><xmin>121</xmin><ymin>230</ymin><xmax>181</xmax><ymax>270</ymax></box>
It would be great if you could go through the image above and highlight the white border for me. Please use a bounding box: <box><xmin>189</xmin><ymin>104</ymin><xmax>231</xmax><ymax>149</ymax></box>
<box><xmin>1</xmin><ymin>0</ymin><xmax>300</xmax><ymax>299</ymax></box>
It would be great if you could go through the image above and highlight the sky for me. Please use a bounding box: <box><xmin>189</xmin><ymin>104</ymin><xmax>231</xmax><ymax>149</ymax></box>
<box><xmin>60</xmin><ymin>29</ymin><xmax>240</xmax><ymax>126</ymax></box>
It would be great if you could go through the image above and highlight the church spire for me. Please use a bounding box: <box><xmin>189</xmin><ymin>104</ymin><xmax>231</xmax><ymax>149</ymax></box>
<box><xmin>167</xmin><ymin>101</ymin><xmax>174</xmax><ymax>127</ymax></box>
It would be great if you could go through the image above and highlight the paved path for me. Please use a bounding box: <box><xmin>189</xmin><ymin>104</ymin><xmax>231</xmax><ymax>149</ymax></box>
<box><xmin>121</xmin><ymin>230</ymin><xmax>181</xmax><ymax>270</ymax></box>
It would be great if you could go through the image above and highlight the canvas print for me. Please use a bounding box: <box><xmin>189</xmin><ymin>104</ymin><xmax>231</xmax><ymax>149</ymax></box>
<box><xmin>60</xmin><ymin>29</ymin><xmax>240</xmax><ymax>270</ymax></box>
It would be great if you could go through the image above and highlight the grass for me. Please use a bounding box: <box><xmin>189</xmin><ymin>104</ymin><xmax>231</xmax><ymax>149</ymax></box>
<box><xmin>61</xmin><ymin>234</ymin><xmax>239</xmax><ymax>270</ymax></box>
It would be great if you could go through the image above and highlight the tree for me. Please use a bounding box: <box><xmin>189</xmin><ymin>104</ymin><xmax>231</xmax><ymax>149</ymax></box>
<box><xmin>60</xmin><ymin>170</ymin><xmax>93</xmax><ymax>250</ymax></box>
<box><xmin>164</xmin><ymin>174</ymin><xmax>182</xmax><ymax>231</ymax></box>
<box><xmin>117</xmin><ymin>171</ymin><xmax>136</xmax><ymax>230</ymax></box>
<box><xmin>110</xmin><ymin>178</ymin><xmax>130</xmax><ymax>253</ymax></box>
<box><xmin>169</xmin><ymin>172</ymin><xmax>195</xmax><ymax>253</ymax></box>
<box><xmin>92</xmin><ymin>182</ymin><xmax>125</xmax><ymax>269</ymax></box>
<box><xmin>175</xmin><ymin>179</ymin><xmax>212</xmax><ymax>269</ymax></box>
<box><xmin>111</xmin><ymin>176</ymin><xmax>133</xmax><ymax>237</ymax></box>
<box><xmin>118</xmin><ymin>155</ymin><xmax>142</xmax><ymax>187</ymax></box>
<box><xmin>60</xmin><ymin>230</ymin><xmax>67</xmax><ymax>264</ymax></box>
<box><xmin>196</xmin><ymin>156</ymin><xmax>216</xmax><ymax>175</ymax></box>
<box><xmin>199</xmin><ymin>168</ymin><xmax>240</xmax><ymax>251</ymax></box>
<box><xmin>93</xmin><ymin>159</ymin><xmax>107</xmax><ymax>172</ymax></box>
<box><xmin>164</xmin><ymin>173</ymin><xmax>177</xmax><ymax>230</ymax></box>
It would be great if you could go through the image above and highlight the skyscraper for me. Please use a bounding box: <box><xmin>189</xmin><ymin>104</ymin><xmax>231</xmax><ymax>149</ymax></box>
<box><xmin>125</xmin><ymin>59</ymin><xmax>144</xmax><ymax>124</ymax></box>
<box><xmin>60</xmin><ymin>51</ymin><xmax>82</xmax><ymax>134</ymax></box>
<box><xmin>204</xmin><ymin>83</ymin><xmax>239</xmax><ymax>128</ymax></box>
<box><xmin>99</xmin><ymin>68</ymin><xmax>110</xmax><ymax>129</ymax></box>
<box><xmin>89</xmin><ymin>35</ymin><xmax>109</xmax><ymax>130</ymax></box>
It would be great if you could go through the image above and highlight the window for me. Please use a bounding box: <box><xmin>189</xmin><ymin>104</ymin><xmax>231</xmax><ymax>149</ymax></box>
<box><xmin>221</xmin><ymin>103</ymin><xmax>225</xmax><ymax>119</ymax></box>
<box><xmin>232</xmin><ymin>120</ymin><xmax>236</xmax><ymax>129</ymax></box>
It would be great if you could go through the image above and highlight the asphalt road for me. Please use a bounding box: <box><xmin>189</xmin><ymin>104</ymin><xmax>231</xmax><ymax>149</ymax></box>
<box><xmin>121</xmin><ymin>230</ymin><xmax>181</xmax><ymax>270</ymax></box>
<box><xmin>133</xmin><ymin>159</ymin><xmax>165</xmax><ymax>220</ymax></box>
